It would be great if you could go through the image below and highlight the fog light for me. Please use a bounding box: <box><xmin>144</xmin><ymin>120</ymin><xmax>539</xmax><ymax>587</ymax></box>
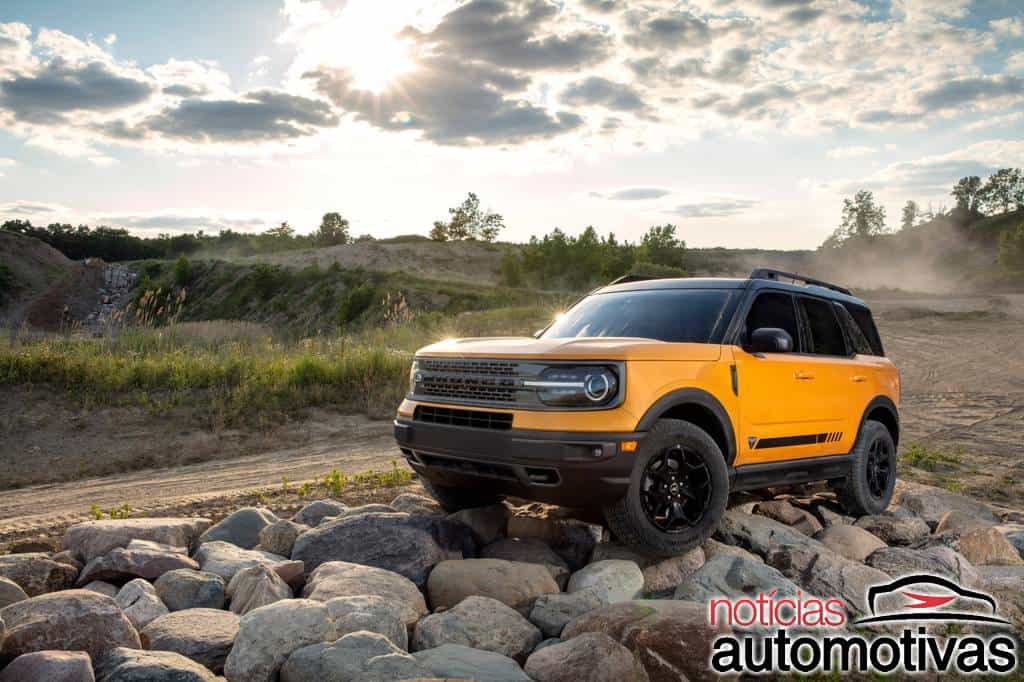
<box><xmin>620</xmin><ymin>440</ymin><xmax>638</xmax><ymax>453</ymax></box>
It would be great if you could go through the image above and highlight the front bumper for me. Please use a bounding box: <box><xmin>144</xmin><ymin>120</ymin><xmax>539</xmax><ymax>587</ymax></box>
<box><xmin>394</xmin><ymin>417</ymin><xmax>645</xmax><ymax>507</ymax></box>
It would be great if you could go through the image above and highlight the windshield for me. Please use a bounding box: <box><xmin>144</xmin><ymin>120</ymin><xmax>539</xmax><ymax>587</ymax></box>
<box><xmin>541</xmin><ymin>289</ymin><xmax>736</xmax><ymax>343</ymax></box>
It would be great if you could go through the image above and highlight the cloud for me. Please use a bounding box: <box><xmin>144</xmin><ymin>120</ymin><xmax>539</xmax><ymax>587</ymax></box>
<box><xmin>827</xmin><ymin>145</ymin><xmax>877</xmax><ymax>159</ymax></box>
<box><xmin>990</xmin><ymin>17</ymin><xmax>1023</xmax><ymax>38</ymax></box>
<box><xmin>669</xmin><ymin>199</ymin><xmax>759</xmax><ymax>218</ymax></box>
<box><xmin>963</xmin><ymin>111</ymin><xmax>1024</xmax><ymax>130</ymax></box>
<box><xmin>0</xmin><ymin>157</ymin><xmax>15</xmax><ymax>167</ymax></box>
<box><xmin>915</xmin><ymin>75</ymin><xmax>1024</xmax><ymax>111</ymax></box>
<box><xmin>96</xmin><ymin>212</ymin><xmax>268</xmax><ymax>232</ymax></box>
<box><xmin>580</xmin><ymin>0</ymin><xmax>619</xmax><ymax>13</ymax></box>
<box><xmin>853</xmin><ymin>109</ymin><xmax>927</xmax><ymax>126</ymax></box>
<box><xmin>561</xmin><ymin>77</ymin><xmax>645</xmax><ymax>111</ymax></box>
<box><xmin>0</xmin><ymin>200</ymin><xmax>65</xmax><ymax>215</ymax></box>
<box><xmin>624</xmin><ymin>10</ymin><xmax>711</xmax><ymax>50</ymax></box>
<box><xmin>104</xmin><ymin>33</ymin><xmax>117</xmax><ymax>46</ymax></box>
<box><xmin>591</xmin><ymin>187</ymin><xmax>671</xmax><ymax>200</ymax></box>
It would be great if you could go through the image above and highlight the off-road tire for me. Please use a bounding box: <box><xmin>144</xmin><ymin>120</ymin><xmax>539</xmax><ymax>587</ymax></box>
<box><xmin>419</xmin><ymin>477</ymin><xmax>503</xmax><ymax>513</ymax></box>
<box><xmin>838</xmin><ymin>419</ymin><xmax>896</xmax><ymax>516</ymax></box>
<box><xmin>603</xmin><ymin>418</ymin><xmax>729</xmax><ymax>558</ymax></box>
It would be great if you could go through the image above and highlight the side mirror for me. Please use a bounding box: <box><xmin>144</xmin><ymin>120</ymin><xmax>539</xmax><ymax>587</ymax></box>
<box><xmin>748</xmin><ymin>327</ymin><xmax>794</xmax><ymax>354</ymax></box>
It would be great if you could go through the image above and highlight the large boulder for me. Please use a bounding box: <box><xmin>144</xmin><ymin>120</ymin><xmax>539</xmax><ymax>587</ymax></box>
<box><xmin>95</xmin><ymin>647</ymin><xmax>217</xmax><ymax>682</ymax></box>
<box><xmin>258</xmin><ymin>519</ymin><xmax>309</xmax><ymax>557</ymax></box>
<box><xmin>77</xmin><ymin>546</ymin><xmax>199</xmax><ymax>585</ymax></box>
<box><xmin>562</xmin><ymin>600</ymin><xmax>728</xmax><ymax>682</ymax></box>
<box><xmin>141</xmin><ymin>608</ymin><xmax>240</xmax><ymax>674</ymax></box>
<box><xmin>481</xmin><ymin>538</ymin><xmax>570</xmax><ymax>587</ymax></box>
<box><xmin>0</xmin><ymin>553</ymin><xmax>78</xmax><ymax>596</ymax></box>
<box><xmin>524</xmin><ymin>632</ymin><xmax>648</xmax><ymax>682</ymax></box>
<box><xmin>290</xmin><ymin>512</ymin><xmax>475</xmax><ymax>587</ymax></box>
<box><xmin>893</xmin><ymin>482</ymin><xmax>998</xmax><ymax>529</ymax></box>
<box><xmin>0</xmin><ymin>651</ymin><xmax>94</xmax><ymax>682</ymax></box>
<box><xmin>674</xmin><ymin>553</ymin><xmax>799</xmax><ymax>603</ymax></box>
<box><xmin>314</xmin><ymin>595</ymin><xmax>412</xmax><ymax>650</ymax></box>
<box><xmin>753</xmin><ymin>500</ymin><xmax>823</xmax><ymax>536</ymax></box>
<box><xmin>193</xmin><ymin>541</ymin><xmax>298</xmax><ymax>582</ymax></box>
<box><xmin>566</xmin><ymin>560</ymin><xmax>644</xmax><ymax>605</ymax></box>
<box><xmin>813</xmin><ymin>525</ymin><xmax>887</xmax><ymax>562</ymax></box>
<box><xmin>0</xmin><ymin>590</ymin><xmax>141</xmax><ymax>661</ymax></box>
<box><xmin>82</xmin><ymin>581</ymin><xmax>119</xmax><ymax>598</ymax></box>
<box><xmin>427</xmin><ymin>559</ymin><xmax>560</xmax><ymax>612</ymax></box>
<box><xmin>925</xmin><ymin>527</ymin><xmax>1024</xmax><ymax>567</ymax></box>
<box><xmin>853</xmin><ymin>514</ymin><xmax>930</xmax><ymax>546</ymax></box>
<box><xmin>280</xmin><ymin>631</ymin><xmax>430</xmax><ymax>681</ymax></box>
<box><xmin>934</xmin><ymin>509</ymin><xmax>995</xmax><ymax>534</ymax></box>
<box><xmin>765</xmin><ymin>543</ymin><xmax>891</xmax><ymax>617</ymax></box>
<box><xmin>389</xmin><ymin>493</ymin><xmax>445</xmax><ymax>517</ymax></box>
<box><xmin>115</xmin><ymin>579</ymin><xmax>168</xmax><ymax>630</ymax></box>
<box><xmin>448</xmin><ymin>503</ymin><xmax>511</xmax><ymax>544</ymax></box>
<box><xmin>199</xmin><ymin>507</ymin><xmax>279</xmax><ymax>550</ymax></box>
<box><xmin>529</xmin><ymin>589</ymin><xmax>605</xmax><ymax>638</ymax></box>
<box><xmin>412</xmin><ymin>644</ymin><xmax>531</xmax><ymax>681</ymax></box>
<box><xmin>590</xmin><ymin>543</ymin><xmax>705</xmax><ymax>595</ymax></box>
<box><xmin>412</xmin><ymin>595</ymin><xmax>542</xmax><ymax>663</ymax></box>
<box><xmin>865</xmin><ymin>546</ymin><xmax>980</xmax><ymax>586</ymax></box>
<box><xmin>226</xmin><ymin>564</ymin><xmax>292</xmax><ymax>616</ymax></box>
<box><xmin>506</xmin><ymin>506</ymin><xmax>602</xmax><ymax>570</ymax></box>
<box><xmin>62</xmin><ymin>518</ymin><xmax>211</xmax><ymax>564</ymax></box>
<box><xmin>292</xmin><ymin>500</ymin><xmax>348</xmax><ymax>527</ymax></box>
<box><xmin>154</xmin><ymin>569</ymin><xmax>226</xmax><ymax>611</ymax></box>
<box><xmin>713</xmin><ymin>509</ymin><xmax>813</xmax><ymax>558</ymax></box>
<box><xmin>0</xmin><ymin>576</ymin><xmax>29</xmax><ymax>609</ymax></box>
<box><xmin>301</xmin><ymin>561</ymin><xmax>427</xmax><ymax>620</ymax></box>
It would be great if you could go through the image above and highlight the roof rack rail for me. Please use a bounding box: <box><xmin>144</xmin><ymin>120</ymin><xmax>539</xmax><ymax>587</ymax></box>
<box><xmin>748</xmin><ymin>268</ymin><xmax>852</xmax><ymax>296</ymax></box>
<box><xmin>608</xmin><ymin>274</ymin><xmax>664</xmax><ymax>285</ymax></box>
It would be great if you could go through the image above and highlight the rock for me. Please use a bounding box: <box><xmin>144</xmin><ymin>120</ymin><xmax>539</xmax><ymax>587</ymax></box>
<box><xmin>448</xmin><ymin>503</ymin><xmax>510</xmax><ymax>544</ymax></box>
<box><xmin>562</xmin><ymin>600</ymin><xmax>728</xmax><ymax>682</ymax></box>
<box><xmin>292</xmin><ymin>500</ymin><xmax>348</xmax><ymax>527</ymax></box>
<box><xmin>0</xmin><ymin>576</ymin><xmax>29</xmax><ymax>609</ymax></box>
<box><xmin>115</xmin><ymin>579</ymin><xmax>169</xmax><ymax>630</ymax></box>
<box><xmin>333</xmin><ymin>503</ymin><xmax>399</xmax><ymax>520</ymax></box>
<box><xmin>413</xmin><ymin>644</ymin><xmax>531</xmax><ymax>681</ymax></box>
<box><xmin>701</xmin><ymin>538</ymin><xmax>759</xmax><ymax>563</ymax></box>
<box><xmin>674</xmin><ymin>553</ymin><xmax>799</xmax><ymax>603</ymax></box>
<box><xmin>865</xmin><ymin>546</ymin><xmax>980</xmax><ymax>586</ymax></box>
<box><xmin>258</xmin><ymin>519</ymin><xmax>309</xmax><ymax>557</ymax></box>
<box><xmin>412</xmin><ymin>595</ymin><xmax>542</xmax><ymax>663</ymax></box>
<box><xmin>280</xmin><ymin>631</ymin><xmax>430</xmax><ymax>681</ymax></box>
<box><xmin>507</xmin><ymin>507</ymin><xmax>602</xmax><ymax>570</ymax></box>
<box><xmin>199</xmin><ymin>507</ymin><xmax>279</xmax><ymax>550</ymax></box>
<box><xmin>193</xmin><ymin>541</ymin><xmax>297</xmax><ymax>582</ymax></box>
<box><xmin>0</xmin><ymin>651</ymin><xmax>95</xmax><ymax>682</ymax></box>
<box><xmin>427</xmin><ymin>559</ymin><xmax>560</xmax><ymax>613</ymax></box>
<box><xmin>566</xmin><ymin>560</ymin><xmax>644</xmax><ymax>605</ymax></box>
<box><xmin>0</xmin><ymin>553</ymin><xmax>78</xmax><ymax>596</ymax></box>
<box><xmin>8</xmin><ymin>537</ymin><xmax>57</xmax><ymax>554</ymax></box>
<box><xmin>529</xmin><ymin>589</ymin><xmax>605</xmax><ymax>638</ymax></box>
<box><xmin>816</xmin><ymin>504</ymin><xmax>855</xmax><ymax>528</ymax></box>
<box><xmin>95</xmin><ymin>647</ymin><xmax>216</xmax><ymax>681</ymax></box>
<box><xmin>0</xmin><ymin>590</ymin><xmax>141</xmax><ymax>661</ymax></box>
<box><xmin>82</xmin><ymin>580</ymin><xmax>119</xmax><ymax>597</ymax></box>
<box><xmin>813</xmin><ymin>525</ymin><xmax>887</xmax><ymax>562</ymax></box>
<box><xmin>765</xmin><ymin>543</ymin><xmax>891</xmax><ymax>616</ymax></box>
<box><xmin>853</xmin><ymin>514</ymin><xmax>930</xmax><ymax>546</ymax></box>
<box><xmin>317</xmin><ymin>595</ymin><xmax>412</xmax><ymax>650</ymax></box>
<box><xmin>1003</xmin><ymin>527</ymin><xmax>1024</xmax><ymax>559</ymax></box>
<box><xmin>141</xmin><ymin>608</ymin><xmax>240</xmax><ymax>674</ymax></box>
<box><xmin>78</xmin><ymin>546</ymin><xmax>199</xmax><ymax>585</ymax></box>
<box><xmin>638</xmin><ymin>548</ymin><xmax>705</xmax><ymax>595</ymax></box>
<box><xmin>754</xmin><ymin>500</ymin><xmax>823</xmax><ymax>536</ymax></box>
<box><xmin>291</xmin><ymin>512</ymin><xmax>475</xmax><ymax>587</ymax></box>
<box><xmin>154</xmin><ymin>569</ymin><xmax>226</xmax><ymax>611</ymax></box>
<box><xmin>301</xmin><ymin>561</ymin><xmax>427</xmax><ymax>621</ymax></box>
<box><xmin>524</xmin><ymin>632</ymin><xmax>648</xmax><ymax>682</ymax></box>
<box><xmin>713</xmin><ymin>509</ymin><xmax>813</xmax><ymax>558</ymax></box>
<box><xmin>481</xmin><ymin>537</ymin><xmax>570</xmax><ymax>587</ymax></box>
<box><xmin>50</xmin><ymin>551</ymin><xmax>83</xmax><ymax>570</ymax></box>
<box><xmin>935</xmin><ymin>509</ymin><xmax>996</xmax><ymax>534</ymax></box>
<box><xmin>126</xmin><ymin>539</ymin><xmax>188</xmax><ymax>554</ymax></box>
<box><xmin>226</xmin><ymin>564</ymin><xmax>292</xmax><ymax>616</ymax></box>
<box><xmin>390</xmin><ymin>493</ymin><xmax>445</xmax><ymax>517</ymax></box>
<box><xmin>927</xmin><ymin>527</ymin><xmax>1024</xmax><ymax>566</ymax></box>
<box><xmin>894</xmin><ymin>481</ymin><xmax>998</xmax><ymax>529</ymax></box>
<box><xmin>62</xmin><ymin>518</ymin><xmax>211</xmax><ymax>564</ymax></box>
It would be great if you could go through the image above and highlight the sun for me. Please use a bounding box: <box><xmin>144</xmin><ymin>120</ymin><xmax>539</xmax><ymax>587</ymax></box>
<box><xmin>348</xmin><ymin>37</ymin><xmax>413</xmax><ymax>93</ymax></box>
<box><xmin>329</xmin><ymin>1</ymin><xmax>415</xmax><ymax>93</ymax></box>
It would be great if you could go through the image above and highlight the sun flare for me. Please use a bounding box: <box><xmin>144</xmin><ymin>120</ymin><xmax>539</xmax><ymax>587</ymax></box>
<box><xmin>328</xmin><ymin>1</ymin><xmax>415</xmax><ymax>93</ymax></box>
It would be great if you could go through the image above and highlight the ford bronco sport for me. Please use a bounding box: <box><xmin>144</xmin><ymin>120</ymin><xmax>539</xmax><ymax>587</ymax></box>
<box><xmin>394</xmin><ymin>269</ymin><xmax>900</xmax><ymax>556</ymax></box>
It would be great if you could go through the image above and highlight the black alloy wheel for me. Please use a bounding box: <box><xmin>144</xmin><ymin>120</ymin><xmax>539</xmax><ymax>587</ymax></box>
<box><xmin>639</xmin><ymin>443</ymin><xmax>713</xmax><ymax>532</ymax></box>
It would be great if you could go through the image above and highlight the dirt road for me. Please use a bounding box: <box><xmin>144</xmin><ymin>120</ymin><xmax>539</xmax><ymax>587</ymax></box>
<box><xmin>1</xmin><ymin>293</ymin><xmax>1021</xmax><ymax>535</ymax></box>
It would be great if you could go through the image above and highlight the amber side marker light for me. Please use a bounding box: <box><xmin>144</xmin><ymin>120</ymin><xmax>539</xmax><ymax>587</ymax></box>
<box><xmin>620</xmin><ymin>440</ymin><xmax>638</xmax><ymax>453</ymax></box>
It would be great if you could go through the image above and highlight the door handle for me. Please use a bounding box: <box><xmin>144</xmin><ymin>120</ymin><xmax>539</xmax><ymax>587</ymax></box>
<box><xmin>794</xmin><ymin>371</ymin><xmax>815</xmax><ymax>380</ymax></box>
<box><xmin>851</xmin><ymin>375</ymin><xmax>867</xmax><ymax>383</ymax></box>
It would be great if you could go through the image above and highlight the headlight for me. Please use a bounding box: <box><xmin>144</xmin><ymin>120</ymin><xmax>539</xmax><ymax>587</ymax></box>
<box><xmin>409</xmin><ymin>360</ymin><xmax>420</xmax><ymax>394</ymax></box>
<box><xmin>526</xmin><ymin>366</ymin><xmax>619</xmax><ymax>407</ymax></box>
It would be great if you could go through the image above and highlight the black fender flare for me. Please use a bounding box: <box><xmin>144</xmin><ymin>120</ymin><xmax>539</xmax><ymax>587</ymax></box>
<box><xmin>856</xmin><ymin>395</ymin><xmax>900</xmax><ymax>448</ymax></box>
<box><xmin>635</xmin><ymin>388</ymin><xmax>738</xmax><ymax>465</ymax></box>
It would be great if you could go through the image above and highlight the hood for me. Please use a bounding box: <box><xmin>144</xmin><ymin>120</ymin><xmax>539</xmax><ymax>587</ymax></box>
<box><xmin>415</xmin><ymin>336</ymin><xmax>722</xmax><ymax>362</ymax></box>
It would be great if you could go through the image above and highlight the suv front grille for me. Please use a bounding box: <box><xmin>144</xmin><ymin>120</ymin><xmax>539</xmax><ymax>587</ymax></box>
<box><xmin>416</xmin><ymin>358</ymin><xmax>521</xmax><ymax>404</ymax></box>
<box><xmin>414</xmin><ymin>405</ymin><xmax>513</xmax><ymax>430</ymax></box>
<box><xmin>418</xmin><ymin>358</ymin><xmax>518</xmax><ymax>376</ymax></box>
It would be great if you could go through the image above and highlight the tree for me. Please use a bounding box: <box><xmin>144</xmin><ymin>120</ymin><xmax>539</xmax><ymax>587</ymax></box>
<box><xmin>841</xmin><ymin>190</ymin><xmax>887</xmax><ymax>240</ymax></box>
<box><xmin>316</xmin><ymin>212</ymin><xmax>350</xmax><ymax>246</ymax></box>
<box><xmin>639</xmin><ymin>224</ymin><xmax>686</xmax><ymax>267</ymax></box>
<box><xmin>266</xmin><ymin>222</ymin><xmax>294</xmax><ymax>239</ymax></box>
<box><xmin>998</xmin><ymin>222</ymin><xmax>1024</xmax><ymax>272</ymax></box>
<box><xmin>900</xmin><ymin>200</ymin><xmax>919</xmax><ymax>231</ymax></box>
<box><xmin>429</xmin><ymin>193</ymin><xmax>505</xmax><ymax>242</ymax></box>
<box><xmin>951</xmin><ymin>176</ymin><xmax>983</xmax><ymax>214</ymax></box>
<box><xmin>979</xmin><ymin>168</ymin><xmax>1023</xmax><ymax>215</ymax></box>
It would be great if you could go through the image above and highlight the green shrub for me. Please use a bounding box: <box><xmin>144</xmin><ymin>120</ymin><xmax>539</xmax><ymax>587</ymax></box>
<box><xmin>173</xmin><ymin>255</ymin><xmax>193</xmax><ymax>287</ymax></box>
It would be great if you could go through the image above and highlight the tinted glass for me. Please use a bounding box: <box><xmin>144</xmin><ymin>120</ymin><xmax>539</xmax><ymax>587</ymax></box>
<box><xmin>744</xmin><ymin>292</ymin><xmax>799</xmax><ymax>346</ymax></box>
<box><xmin>834</xmin><ymin>303</ymin><xmax>873</xmax><ymax>355</ymax></box>
<box><xmin>800</xmin><ymin>297</ymin><xmax>847</xmax><ymax>355</ymax></box>
<box><xmin>844</xmin><ymin>303</ymin><xmax>884</xmax><ymax>355</ymax></box>
<box><xmin>542</xmin><ymin>289</ymin><xmax>734</xmax><ymax>343</ymax></box>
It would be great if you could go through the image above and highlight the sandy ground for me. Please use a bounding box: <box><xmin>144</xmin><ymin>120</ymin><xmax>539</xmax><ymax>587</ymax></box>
<box><xmin>0</xmin><ymin>292</ymin><xmax>1021</xmax><ymax>539</ymax></box>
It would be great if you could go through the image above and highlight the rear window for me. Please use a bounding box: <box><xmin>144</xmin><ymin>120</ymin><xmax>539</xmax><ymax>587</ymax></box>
<box><xmin>541</xmin><ymin>289</ymin><xmax>735</xmax><ymax>343</ymax></box>
<box><xmin>843</xmin><ymin>303</ymin><xmax>885</xmax><ymax>355</ymax></box>
<box><xmin>799</xmin><ymin>297</ymin><xmax>847</xmax><ymax>356</ymax></box>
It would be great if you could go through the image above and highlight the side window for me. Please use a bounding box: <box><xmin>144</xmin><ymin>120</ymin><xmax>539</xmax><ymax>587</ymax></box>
<box><xmin>744</xmin><ymin>292</ymin><xmax>799</xmax><ymax>346</ymax></box>
<box><xmin>833</xmin><ymin>303</ymin><xmax>872</xmax><ymax>355</ymax></box>
<box><xmin>799</xmin><ymin>297</ymin><xmax>847</xmax><ymax>356</ymax></box>
<box><xmin>844</xmin><ymin>303</ymin><xmax>884</xmax><ymax>355</ymax></box>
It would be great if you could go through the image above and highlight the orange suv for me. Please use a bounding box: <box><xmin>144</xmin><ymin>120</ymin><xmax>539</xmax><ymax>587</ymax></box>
<box><xmin>394</xmin><ymin>269</ymin><xmax>900</xmax><ymax>556</ymax></box>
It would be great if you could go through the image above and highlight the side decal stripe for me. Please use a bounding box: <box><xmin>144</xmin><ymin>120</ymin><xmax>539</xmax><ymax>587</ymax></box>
<box><xmin>754</xmin><ymin>431</ymin><xmax>843</xmax><ymax>449</ymax></box>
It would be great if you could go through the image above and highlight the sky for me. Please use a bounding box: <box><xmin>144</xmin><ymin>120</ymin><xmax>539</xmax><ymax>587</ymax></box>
<box><xmin>0</xmin><ymin>0</ymin><xmax>1021</xmax><ymax>249</ymax></box>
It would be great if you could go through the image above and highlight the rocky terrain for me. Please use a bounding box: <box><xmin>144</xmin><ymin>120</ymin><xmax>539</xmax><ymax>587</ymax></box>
<box><xmin>0</xmin><ymin>479</ymin><xmax>1020</xmax><ymax>681</ymax></box>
